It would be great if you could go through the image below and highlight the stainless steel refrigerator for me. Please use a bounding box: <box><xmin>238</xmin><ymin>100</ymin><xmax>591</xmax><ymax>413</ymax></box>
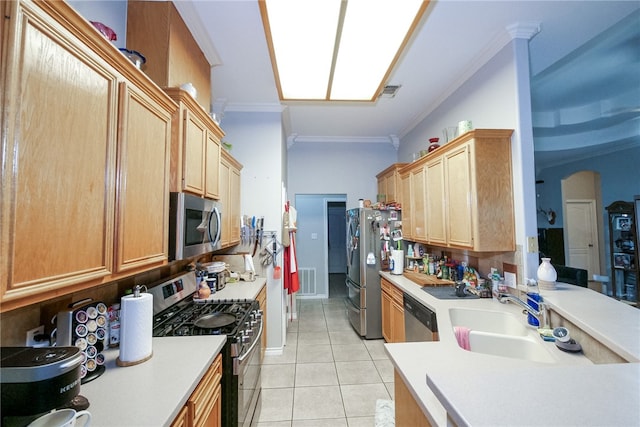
<box><xmin>346</xmin><ymin>207</ymin><xmax>401</xmax><ymax>339</ymax></box>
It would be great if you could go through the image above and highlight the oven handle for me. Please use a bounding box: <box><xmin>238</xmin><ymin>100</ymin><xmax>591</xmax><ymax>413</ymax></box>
<box><xmin>237</xmin><ymin>319</ymin><xmax>263</xmax><ymax>364</ymax></box>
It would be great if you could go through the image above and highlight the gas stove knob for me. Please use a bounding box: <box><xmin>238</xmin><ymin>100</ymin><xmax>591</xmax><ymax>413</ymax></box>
<box><xmin>255</xmin><ymin>310</ymin><xmax>263</xmax><ymax>320</ymax></box>
<box><xmin>250</xmin><ymin>319</ymin><xmax>258</xmax><ymax>327</ymax></box>
<box><xmin>245</xmin><ymin>328</ymin><xmax>254</xmax><ymax>337</ymax></box>
<box><xmin>241</xmin><ymin>335</ymin><xmax>251</xmax><ymax>344</ymax></box>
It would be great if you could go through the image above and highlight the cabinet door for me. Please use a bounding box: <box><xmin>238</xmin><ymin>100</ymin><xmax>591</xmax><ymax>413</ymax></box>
<box><xmin>445</xmin><ymin>143</ymin><xmax>473</xmax><ymax>248</ymax></box>
<box><xmin>385</xmin><ymin>174</ymin><xmax>396</xmax><ymax>203</ymax></box>
<box><xmin>257</xmin><ymin>286</ymin><xmax>267</xmax><ymax>360</ymax></box>
<box><xmin>381</xmin><ymin>288</ymin><xmax>392</xmax><ymax>342</ymax></box>
<box><xmin>411</xmin><ymin>167</ymin><xmax>427</xmax><ymax>241</ymax></box>
<box><xmin>183</xmin><ymin>109</ymin><xmax>206</xmax><ymax>195</ymax></box>
<box><xmin>229</xmin><ymin>166</ymin><xmax>241</xmax><ymax>245</ymax></box>
<box><xmin>218</xmin><ymin>158</ymin><xmax>231</xmax><ymax>247</ymax></box>
<box><xmin>1</xmin><ymin>1</ymin><xmax>118</xmax><ymax>307</ymax></box>
<box><xmin>425</xmin><ymin>157</ymin><xmax>446</xmax><ymax>245</ymax></box>
<box><xmin>189</xmin><ymin>354</ymin><xmax>223</xmax><ymax>427</ymax></box>
<box><xmin>400</xmin><ymin>173</ymin><xmax>412</xmax><ymax>240</ymax></box>
<box><xmin>170</xmin><ymin>406</ymin><xmax>189</xmax><ymax>427</ymax></box>
<box><xmin>377</xmin><ymin>178</ymin><xmax>385</xmax><ymax>202</ymax></box>
<box><xmin>391</xmin><ymin>299</ymin><xmax>405</xmax><ymax>343</ymax></box>
<box><xmin>204</xmin><ymin>132</ymin><xmax>221</xmax><ymax>199</ymax></box>
<box><xmin>115</xmin><ymin>82</ymin><xmax>171</xmax><ymax>273</ymax></box>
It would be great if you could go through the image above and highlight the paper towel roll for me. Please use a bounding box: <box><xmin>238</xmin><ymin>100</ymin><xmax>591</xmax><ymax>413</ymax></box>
<box><xmin>391</xmin><ymin>250</ymin><xmax>404</xmax><ymax>275</ymax></box>
<box><xmin>117</xmin><ymin>292</ymin><xmax>153</xmax><ymax>366</ymax></box>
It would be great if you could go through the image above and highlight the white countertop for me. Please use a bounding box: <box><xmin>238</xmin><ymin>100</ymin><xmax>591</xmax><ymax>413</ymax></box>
<box><xmin>20</xmin><ymin>279</ymin><xmax>266</xmax><ymax>427</ymax></box>
<box><xmin>202</xmin><ymin>277</ymin><xmax>266</xmax><ymax>302</ymax></box>
<box><xmin>81</xmin><ymin>336</ymin><xmax>226</xmax><ymax>427</ymax></box>
<box><xmin>381</xmin><ymin>271</ymin><xmax>640</xmax><ymax>426</ymax></box>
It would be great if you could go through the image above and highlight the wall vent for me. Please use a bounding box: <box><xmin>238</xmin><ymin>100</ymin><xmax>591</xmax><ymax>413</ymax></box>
<box><xmin>298</xmin><ymin>268</ymin><xmax>317</xmax><ymax>295</ymax></box>
<box><xmin>379</xmin><ymin>85</ymin><xmax>401</xmax><ymax>98</ymax></box>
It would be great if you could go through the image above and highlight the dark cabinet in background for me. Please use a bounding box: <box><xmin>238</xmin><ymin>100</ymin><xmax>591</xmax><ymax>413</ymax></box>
<box><xmin>606</xmin><ymin>201</ymin><xmax>638</xmax><ymax>305</ymax></box>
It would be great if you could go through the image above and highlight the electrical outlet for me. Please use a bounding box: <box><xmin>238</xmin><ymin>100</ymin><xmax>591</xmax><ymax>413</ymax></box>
<box><xmin>26</xmin><ymin>325</ymin><xmax>45</xmax><ymax>347</ymax></box>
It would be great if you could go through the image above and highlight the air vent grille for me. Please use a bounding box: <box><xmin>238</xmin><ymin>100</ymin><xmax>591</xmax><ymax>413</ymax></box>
<box><xmin>379</xmin><ymin>85</ymin><xmax>401</xmax><ymax>98</ymax></box>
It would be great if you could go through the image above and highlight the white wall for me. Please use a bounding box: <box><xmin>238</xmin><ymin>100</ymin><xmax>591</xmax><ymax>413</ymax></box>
<box><xmin>219</xmin><ymin>110</ymin><xmax>289</xmax><ymax>351</ymax></box>
<box><xmin>68</xmin><ymin>1</ymin><xmax>128</xmax><ymax>50</ymax></box>
<box><xmin>287</xmin><ymin>141</ymin><xmax>398</xmax><ymax>209</ymax></box>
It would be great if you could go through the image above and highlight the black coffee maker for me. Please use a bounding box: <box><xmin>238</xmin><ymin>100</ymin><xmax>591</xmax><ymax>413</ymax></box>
<box><xmin>1</xmin><ymin>346</ymin><xmax>88</xmax><ymax>426</ymax></box>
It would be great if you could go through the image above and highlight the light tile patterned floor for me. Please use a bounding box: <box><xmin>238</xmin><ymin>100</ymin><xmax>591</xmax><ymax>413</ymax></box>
<box><xmin>258</xmin><ymin>293</ymin><xmax>393</xmax><ymax>426</ymax></box>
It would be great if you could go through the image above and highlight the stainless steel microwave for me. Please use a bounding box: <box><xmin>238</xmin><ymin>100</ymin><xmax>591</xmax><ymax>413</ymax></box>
<box><xmin>169</xmin><ymin>192</ymin><xmax>222</xmax><ymax>261</ymax></box>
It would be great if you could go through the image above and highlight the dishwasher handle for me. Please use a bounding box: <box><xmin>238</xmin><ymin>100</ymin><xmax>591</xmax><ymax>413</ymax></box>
<box><xmin>403</xmin><ymin>293</ymin><xmax>438</xmax><ymax>333</ymax></box>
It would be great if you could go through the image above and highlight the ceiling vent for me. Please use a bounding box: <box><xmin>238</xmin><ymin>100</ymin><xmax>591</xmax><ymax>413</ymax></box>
<box><xmin>379</xmin><ymin>85</ymin><xmax>401</xmax><ymax>98</ymax></box>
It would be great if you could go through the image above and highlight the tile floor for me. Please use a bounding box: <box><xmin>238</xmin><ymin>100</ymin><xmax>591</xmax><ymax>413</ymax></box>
<box><xmin>257</xmin><ymin>276</ymin><xmax>394</xmax><ymax>426</ymax></box>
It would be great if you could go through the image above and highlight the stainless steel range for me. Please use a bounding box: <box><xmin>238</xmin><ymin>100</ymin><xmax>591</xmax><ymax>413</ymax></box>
<box><xmin>148</xmin><ymin>272</ymin><xmax>262</xmax><ymax>427</ymax></box>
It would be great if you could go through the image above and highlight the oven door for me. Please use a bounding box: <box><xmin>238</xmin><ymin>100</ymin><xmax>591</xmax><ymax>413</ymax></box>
<box><xmin>169</xmin><ymin>192</ymin><xmax>222</xmax><ymax>260</ymax></box>
<box><xmin>236</xmin><ymin>321</ymin><xmax>262</xmax><ymax>427</ymax></box>
<box><xmin>345</xmin><ymin>278</ymin><xmax>366</xmax><ymax>336</ymax></box>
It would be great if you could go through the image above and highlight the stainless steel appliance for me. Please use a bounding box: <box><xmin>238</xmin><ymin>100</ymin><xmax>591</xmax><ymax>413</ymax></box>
<box><xmin>403</xmin><ymin>292</ymin><xmax>438</xmax><ymax>342</ymax></box>
<box><xmin>169</xmin><ymin>192</ymin><xmax>222</xmax><ymax>261</ymax></box>
<box><xmin>149</xmin><ymin>272</ymin><xmax>262</xmax><ymax>427</ymax></box>
<box><xmin>346</xmin><ymin>208</ymin><xmax>401</xmax><ymax>339</ymax></box>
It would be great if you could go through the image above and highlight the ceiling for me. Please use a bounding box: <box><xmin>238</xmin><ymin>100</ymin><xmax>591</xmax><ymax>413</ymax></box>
<box><xmin>174</xmin><ymin>1</ymin><xmax>640</xmax><ymax>168</ymax></box>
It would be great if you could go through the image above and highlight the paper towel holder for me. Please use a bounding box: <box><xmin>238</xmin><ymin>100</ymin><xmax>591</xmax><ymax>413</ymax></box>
<box><xmin>116</xmin><ymin>285</ymin><xmax>154</xmax><ymax>367</ymax></box>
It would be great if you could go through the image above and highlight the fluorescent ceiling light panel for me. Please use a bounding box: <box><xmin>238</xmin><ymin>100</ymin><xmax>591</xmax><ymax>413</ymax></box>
<box><xmin>266</xmin><ymin>0</ymin><xmax>341</xmax><ymax>99</ymax></box>
<box><xmin>261</xmin><ymin>0</ymin><xmax>427</xmax><ymax>101</ymax></box>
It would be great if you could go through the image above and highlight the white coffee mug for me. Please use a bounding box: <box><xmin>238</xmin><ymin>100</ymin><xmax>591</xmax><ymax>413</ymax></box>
<box><xmin>28</xmin><ymin>409</ymin><xmax>91</xmax><ymax>427</ymax></box>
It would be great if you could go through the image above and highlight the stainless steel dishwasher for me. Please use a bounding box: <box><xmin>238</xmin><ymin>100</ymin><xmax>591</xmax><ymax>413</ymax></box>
<box><xmin>403</xmin><ymin>292</ymin><xmax>438</xmax><ymax>342</ymax></box>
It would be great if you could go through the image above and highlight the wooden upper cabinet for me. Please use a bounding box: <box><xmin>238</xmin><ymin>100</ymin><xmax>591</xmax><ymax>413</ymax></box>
<box><xmin>400</xmin><ymin>129</ymin><xmax>515</xmax><ymax>252</ymax></box>
<box><xmin>165</xmin><ymin>88</ymin><xmax>223</xmax><ymax>199</ymax></box>
<box><xmin>376</xmin><ymin>163</ymin><xmax>407</xmax><ymax>205</ymax></box>
<box><xmin>0</xmin><ymin>0</ymin><xmax>177</xmax><ymax>312</ymax></box>
<box><xmin>126</xmin><ymin>1</ymin><xmax>211</xmax><ymax>110</ymax></box>
<box><xmin>425</xmin><ymin>156</ymin><xmax>446</xmax><ymax>246</ymax></box>
<box><xmin>411</xmin><ymin>166</ymin><xmax>427</xmax><ymax>241</ymax></box>
<box><xmin>219</xmin><ymin>151</ymin><xmax>242</xmax><ymax>248</ymax></box>
<box><xmin>205</xmin><ymin>133</ymin><xmax>222</xmax><ymax>200</ymax></box>
<box><xmin>115</xmin><ymin>82</ymin><xmax>173</xmax><ymax>273</ymax></box>
<box><xmin>1</xmin><ymin>0</ymin><xmax>118</xmax><ymax>309</ymax></box>
<box><xmin>400</xmin><ymin>172</ymin><xmax>413</xmax><ymax>241</ymax></box>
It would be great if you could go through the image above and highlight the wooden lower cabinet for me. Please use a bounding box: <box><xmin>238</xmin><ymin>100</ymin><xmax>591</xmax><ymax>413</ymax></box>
<box><xmin>381</xmin><ymin>278</ymin><xmax>405</xmax><ymax>343</ymax></box>
<box><xmin>256</xmin><ymin>285</ymin><xmax>267</xmax><ymax>361</ymax></box>
<box><xmin>394</xmin><ymin>370</ymin><xmax>431</xmax><ymax>427</ymax></box>
<box><xmin>172</xmin><ymin>353</ymin><xmax>223</xmax><ymax>427</ymax></box>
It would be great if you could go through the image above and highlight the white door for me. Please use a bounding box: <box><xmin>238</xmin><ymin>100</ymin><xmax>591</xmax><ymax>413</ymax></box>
<box><xmin>565</xmin><ymin>199</ymin><xmax>600</xmax><ymax>275</ymax></box>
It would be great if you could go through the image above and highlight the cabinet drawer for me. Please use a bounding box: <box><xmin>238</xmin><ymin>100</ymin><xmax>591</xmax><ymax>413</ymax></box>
<box><xmin>188</xmin><ymin>353</ymin><xmax>222</xmax><ymax>425</ymax></box>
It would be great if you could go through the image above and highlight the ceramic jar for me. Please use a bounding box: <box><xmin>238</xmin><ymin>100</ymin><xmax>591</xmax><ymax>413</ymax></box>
<box><xmin>537</xmin><ymin>257</ymin><xmax>557</xmax><ymax>290</ymax></box>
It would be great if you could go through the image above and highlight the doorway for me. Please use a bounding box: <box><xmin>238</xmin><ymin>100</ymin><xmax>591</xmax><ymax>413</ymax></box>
<box><xmin>327</xmin><ymin>201</ymin><xmax>346</xmax><ymax>298</ymax></box>
<box><xmin>561</xmin><ymin>171</ymin><xmax>604</xmax><ymax>277</ymax></box>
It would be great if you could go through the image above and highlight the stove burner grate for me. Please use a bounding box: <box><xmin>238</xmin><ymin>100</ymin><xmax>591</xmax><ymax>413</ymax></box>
<box><xmin>194</xmin><ymin>313</ymin><xmax>236</xmax><ymax>329</ymax></box>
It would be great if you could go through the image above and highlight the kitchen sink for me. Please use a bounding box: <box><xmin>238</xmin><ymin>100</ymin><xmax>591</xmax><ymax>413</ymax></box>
<box><xmin>466</xmin><ymin>331</ymin><xmax>557</xmax><ymax>363</ymax></box>
<box><xmin>449</xmin><ymin>307</ymin><xmax>529</xmax><ymax>337</ymax></box>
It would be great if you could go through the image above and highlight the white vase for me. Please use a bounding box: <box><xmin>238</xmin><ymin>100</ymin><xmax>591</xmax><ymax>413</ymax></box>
<box><xmin>537</xmin><ymin>258</ymin><xmax>557</xmax><ymax>289</ymax></box>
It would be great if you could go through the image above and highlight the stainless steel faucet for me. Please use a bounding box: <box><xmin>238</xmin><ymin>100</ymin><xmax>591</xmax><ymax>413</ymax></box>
<box><xmin>497</xmin><ymin>293</ymin><xmax>549</xmax><ymax>328</ymax></box>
